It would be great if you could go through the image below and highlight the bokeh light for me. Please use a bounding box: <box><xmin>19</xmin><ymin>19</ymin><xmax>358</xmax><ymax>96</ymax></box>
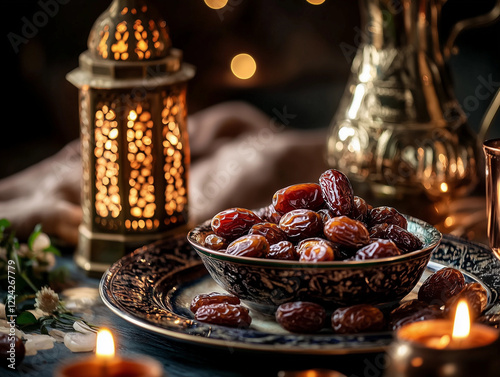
<box><xmin>230</xmin><ymin>53</ymin><xmax>257</xmax><ymax>80</ymax></box>
<box><xmin>204</xmin><ymin>0</ymin><xmax>228</xmax><ymax>10</ymax></box>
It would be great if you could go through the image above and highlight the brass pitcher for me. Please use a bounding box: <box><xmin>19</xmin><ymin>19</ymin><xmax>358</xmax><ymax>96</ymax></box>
<box><xmin>326</xmin><ymin>0</ymin><xmax>500</xmax><ymax>200</ymax></box>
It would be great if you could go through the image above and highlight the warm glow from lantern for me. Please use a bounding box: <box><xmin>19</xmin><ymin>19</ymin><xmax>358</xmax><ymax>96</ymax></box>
<box><xmin>96</xmin><ymin>329</ymin><xmax>115</xmax><ymax>358</ymax></box>
<box><xmin>129</xmin><ymin>110</ymin><xmax>138</xmax><ymax>121</ymax></box>
<box><xmin>231</xmin><ymin>53</ymin><xmax>257</xmax><ymax>80</ymax></box>
<box><xmin>204</xmin><ymin>0</ymin><xmax>228</xmax><ymax>9</ymax></box>
<box><xmin>452</xmin><ymin>300</ymin><xmax>471</xmax><ymax>340</ymax></box>
<box><xmin>307</xmin><ymin>0</ymin><xmax>326</xmax><ymax>4</ymax></box>
<box><xmin>440</xmin><ymin>182</ymin><xmax>449</xmax><ymax>192</ymax></box>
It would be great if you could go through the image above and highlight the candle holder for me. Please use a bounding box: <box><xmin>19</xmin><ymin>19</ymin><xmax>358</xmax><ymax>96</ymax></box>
<box><xmin>55</xmin><ymin>329</ymin><xmax>164</xmax><ymax>377</ymax></box>
<box><xmin>67</xmin><ymin>0</ymin><xmax>195</xmax><ymax>274</ymax></box>
<box><xmin>384</xmin><ymin>319</ymin><xmax>500</xmax><ymax>377</ymax></box>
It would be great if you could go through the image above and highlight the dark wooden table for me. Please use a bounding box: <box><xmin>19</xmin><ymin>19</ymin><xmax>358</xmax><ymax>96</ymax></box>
<box><xmin>5</xmin><ymin>252</ymin><xmax>387</xmax><ymax>377</ymax></box>
<box><xmin>4</xmin><ymin>193</ymin><xmax>492</xmax><ymax>377</ymax></box>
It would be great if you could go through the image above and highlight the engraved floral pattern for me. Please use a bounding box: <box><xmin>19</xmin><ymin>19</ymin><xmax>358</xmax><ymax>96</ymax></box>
<box><xmin>100</xmin><ymin>232</ymin><xmax>500</xmax><ymax>353</ymax></box>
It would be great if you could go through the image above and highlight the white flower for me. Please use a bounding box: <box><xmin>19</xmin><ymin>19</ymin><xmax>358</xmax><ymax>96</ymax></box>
<box><xmin>17</xmin><ymin>244</ymin><xmax>34</xmax><ymax>259</ymax></box>
<box><xmin>32</xmin><ymin>233</ymin><xmax>51</xmax><ymax>253</ymax></box>
<box><xmin>34</xmin><ymin>286</ymin><xmax>60</xmax><ymax>314</ymax></box>
<box><xmin>32</xmin><ymin>252</ymin><xmax>56</xmax><ymax>273</ymax></box>
<box><xmin>64</xmin><ymin>332</ymin><xmax>96</xmax><ymax>353</ymax></box>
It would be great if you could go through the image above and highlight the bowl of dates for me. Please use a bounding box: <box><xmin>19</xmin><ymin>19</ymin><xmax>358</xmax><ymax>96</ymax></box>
<box><xmin>187</xmin><ymin>169</ymin><xmax>442</xmax><ymax>314</ymax></box>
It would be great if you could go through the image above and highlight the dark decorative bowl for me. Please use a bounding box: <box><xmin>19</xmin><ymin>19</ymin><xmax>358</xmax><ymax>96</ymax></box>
<box><xmin>187</xmin><ymin>210</ymin><xmax>442</xmax><ymax>314</ymax></box>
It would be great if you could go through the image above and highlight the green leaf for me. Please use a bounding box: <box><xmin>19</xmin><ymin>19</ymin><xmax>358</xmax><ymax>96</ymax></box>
<box><xmin>27</xmin><ymin>224</ymin><xmax>42</xmax><ymax>250</ymax></box>
<box><xmin>0</xmin><ymin>218</ymin><xmax>11</xmax><ymax>232</ymax></box>
<box><xmin>16</xmin><ymin>311</ymin><xmax>38</xmax><ymax>326</ymax></box>
<box><xmin>43</xmin><ymin>245</ymin><xmax>61</xmax><ymax>256</ymax></box>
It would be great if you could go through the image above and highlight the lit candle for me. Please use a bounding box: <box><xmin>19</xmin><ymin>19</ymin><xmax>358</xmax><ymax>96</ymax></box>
<box><xmin>385</xmin><ymin>300</ymin><xmax>500</xmax><ymax>377</ymax></box>
<box><xmin>55</xmin><ymin>329</ymin><xmax>163</xmax><ymax>377</ymax></box>
<box><xmin>398</xmin><ymin>300</ymin><xmax>498</xmax><ymax>349</ymax></box>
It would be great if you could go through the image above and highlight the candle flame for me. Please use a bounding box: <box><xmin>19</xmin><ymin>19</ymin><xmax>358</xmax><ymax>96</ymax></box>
<box><xmin>96</xmin><ymin>329</ymin><xmax>115</xmax><ymax>357</ymax></box>
<box><xmin>452</xmin><ymin>300</ymin><xmax>471</xmax><ymax>340</ymax></box>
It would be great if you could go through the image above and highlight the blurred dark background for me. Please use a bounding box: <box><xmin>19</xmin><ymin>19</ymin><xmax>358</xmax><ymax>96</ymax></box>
<box><xmin>2</xmin><ymin>0</ymin><xmax>500</xmax><ymax>179</ymax></box>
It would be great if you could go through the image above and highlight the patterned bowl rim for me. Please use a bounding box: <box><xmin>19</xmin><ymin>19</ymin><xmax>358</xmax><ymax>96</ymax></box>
<box><xmin>187</xmin><ymin>213</ymin><xmax>442</xmax><ymax>269</ymax></box>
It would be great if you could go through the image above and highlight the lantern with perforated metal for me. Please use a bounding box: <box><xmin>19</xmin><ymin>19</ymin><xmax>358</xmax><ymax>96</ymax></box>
<box><xmin>67</xmin><ymin>0</ymin><xmax>195</xmax><ymax>274</ymax></box>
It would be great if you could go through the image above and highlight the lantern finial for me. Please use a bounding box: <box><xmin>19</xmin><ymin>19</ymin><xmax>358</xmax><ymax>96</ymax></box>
<box><xmin>88</xmin><ymin>0</ymin><xmax>172</xmax><ymax>62</ymax></box>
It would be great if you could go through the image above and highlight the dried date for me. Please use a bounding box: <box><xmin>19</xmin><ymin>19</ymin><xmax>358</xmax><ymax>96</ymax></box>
<box><xmin>369</xmin><ymin>223</ymin><xmax>423</xmax><ymax>252</ymax></box>
<box><xmin>195</xmin><ymin>303</ymin><xmax>252</xmax><ymax>328</ymax></box>
<box><xmin>418</xmin><ymin>267</ymin><xmax>466</xmax><ymax>306</ymax></box>
<box><xmin>351</xmin><ymin>196</ymin><xmax>369</xmax><ymax>223</ymax></box>
<box><xmin>354</xmin><ymin>239</ymin><xmax>401</xmax><ymax>260</ymax></box>
<box><xmin>204</xmin><ymin>233</ymin><xmax>228</xmax><ymax>251</ymax></box>
<box><xmin>297</xmin><ymin>237</ymin><xmax>336</xmax><ymax>250</ymax></box>
<box><xmin>275</xmin><ymin>301</ymin><xmax>326</xmax><ymax>333</ymax></box>
<box><xmin>0</xmin><ymin>333</ymin><xmax>25</xmax><ymax>368</ymax></box>
<box><xmin>249</xmin><ymin>222</ymin><xmax>287</xmax><ymax>245</ymax></box>
<box><xmin>260</xmin><ymin>204</ymin><xmax>282</xmax><ymax>224</ymax></box>
<box><xmin>226</xmin><ymin>234</ymin><xmax>270</xmax><ymax>258</ymax></box>
<box><xmin>319</xmin><ymin>169</ymin><xmax>354</xmax><ymax>216</ymax></box>
<box><xmin>297</xmin><ymin>238</ymin><xmax>339</xmax><ymax>261</ymax></box>
<box><xmin>278</xmin><ymin>209</ymin><xmax>323</xmax><ymax>241</ymax></box>
<box><xmin>211</xmin><ymin>207</ymin><xmax>262</xmax><ymax>239</ymax></box>
<box><xmin>299</xmin><ymin>242</ymin><xmax>335</xmax><ymax>262</ymax></box>
<box><xmin>368</xmin><ymin>206</ymin><xmax>408</xmax><ymax>229</ymax></box>
<box><xmin>389</xmin><ymin>299</ymin><xmax>443</xmax><ymax>330</ymax></box>
<box><xmin>331</xmin><ymin>304</ymin><xmax>385</xmax><ymax>334</ymax></box>
<box><xmin>444</xmin><ymin>282</ymin><xmax>488</xmax><ymax>320</ymax></box>
<box><xmin>323</xmin><ymin>216</ymin><xmax>370</xmax><ymax>249</ymax></box>
<box><xmin>267</xmin><ymin>241</ymin><xmax>299</xmax><ymax>260</ymax></box>
<box><xmin>272</xmin><ymin>183</ymin><xmax>324</xmax><ymax>215</ymax></box>
<box><xmin>190</xmin><ymin>292</ymin><xmax>240</xmax><ymax>314</ymax></box>
<box><xmin>317</xmin><ymin>208</ymin><xmax>334</xmax><ymax>224</ymax></box>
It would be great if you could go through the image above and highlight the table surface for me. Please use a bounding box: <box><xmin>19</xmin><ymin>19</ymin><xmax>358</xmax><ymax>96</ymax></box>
<box><xmin>6</xmin><ymin>253</ymin><xmax>388</xmax><ymax>377</ymax></box>
<box><xmin>3</xmin><ymin>194</ymin><xmax>493</xmax><ymax>377</ymax></box>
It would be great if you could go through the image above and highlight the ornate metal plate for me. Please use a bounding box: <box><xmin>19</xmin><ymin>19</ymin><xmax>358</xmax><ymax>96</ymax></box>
<box><xmin>100</xmin><ymin>234</ymin><xmax>500</xmax><ymax>354</ymax></box>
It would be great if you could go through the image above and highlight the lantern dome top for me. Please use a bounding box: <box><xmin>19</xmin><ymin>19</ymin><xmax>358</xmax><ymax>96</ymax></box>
<box><xmin>88</xmin><ymin>0</ymin><xmax>172</xmax><ymax>62</ymax></box>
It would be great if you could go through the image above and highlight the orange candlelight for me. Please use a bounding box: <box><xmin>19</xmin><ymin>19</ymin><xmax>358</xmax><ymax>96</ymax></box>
<box><xmin>397</xmin><ymin>300</ymin><xmax>498</xmax><ymax>350</ymax></box>
<box><xmin>55</xmin><ymin>329</ymin><xmax>163</xmax><ymax>377</ymax></box>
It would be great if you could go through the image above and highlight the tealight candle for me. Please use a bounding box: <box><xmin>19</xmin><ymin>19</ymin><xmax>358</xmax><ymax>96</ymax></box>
<box><xmin>55</xmin><ymin>329</ymin><xmax>163</xmax><ymax>377</ymax></box>
<box><xmin>385</xmin><ymin>300</ymin><xmax>500</xmax><ymax>377</ymax></box>
<box><xmin>398</xmin><ymin>300</ymin><xmax>498</xmax><ymax>349</ymax></box>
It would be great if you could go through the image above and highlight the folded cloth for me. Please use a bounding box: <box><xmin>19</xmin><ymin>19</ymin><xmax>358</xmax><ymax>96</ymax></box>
<box><xmin>188</xmin><ymin>101</ymin><xmax>328</xmax><ymax>223</ymax></box>
<box><xmin>0</xmin><ymin>101</ymin><xmax>328</xmax><ymax>245</ymax></box>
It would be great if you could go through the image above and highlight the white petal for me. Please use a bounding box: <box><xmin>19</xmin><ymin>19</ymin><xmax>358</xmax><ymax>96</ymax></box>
<box><xmin>24</xmin><ymin>341</ymin><xmax>38</xmax><ymax>356</ymax></box>
<box><xmin>32</xmin><ymin>233</ymin><xmax>51</xmax><ymax>252</ymax></box>
<box><xmin>62</xmin><ymin>287</ymin><xmax>100</xmax><ymax>311</ymax></box>
<box><xmin>73</xmin><ymin>320</ymin><xmax>94</xmax><ymax>334</ymax></box>
<box><xmin>48</xmin><ymin>329</ymin><xmax>66</xmax><ymax>343</ymax></box>
<box><xmin>64</xmin><ymin>332</ymin><xmax>96</xmax><ymax>353</ymax></box>
<box><xmin>25</xmin><ymin>334</ymin><xmax>55</xmax><ymax>350</ymax></box>
<box><xmin>27</xmin><ymin>308</ymin><xmax>49</xmax><ymax>319</ymax></box>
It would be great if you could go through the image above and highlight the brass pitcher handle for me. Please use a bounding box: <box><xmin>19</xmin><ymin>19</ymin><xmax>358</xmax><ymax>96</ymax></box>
<box><xmin>444</xmin><ymin>0</ymin><xmax>500</xmax><ymax>59</ymax></box>
<box><xmin>478</xmin><ymin>88</ymin><xmax>500</xmax><ymax>142</ymax></box>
